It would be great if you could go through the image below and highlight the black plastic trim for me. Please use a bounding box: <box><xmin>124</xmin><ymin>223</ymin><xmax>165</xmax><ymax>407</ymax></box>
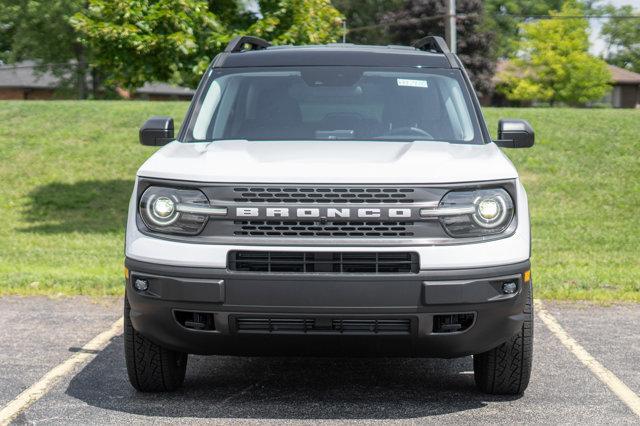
<box><xmin>217</xmin><ymin>47</ymin><xmax>452</xmax><ymax>68</ymax></box>
<box><xmin>412</xmin><ymin>36</ymin><xmax>450</xmax><ymax>54</ymax></box>
<box><xmin>225</xmin><ymin>36</ymin><xmax>271</xmax><ymax>53</ymax></box>
<box><xmin>125</xmin><ymin>258</ymin><xmax>531</xmax><ymax>357</ymax></box>
<box><xmin>457</xmin><ymin>56</ymin><xmax>492</xmax><ymax>143</ymax></box>
<box><xmin>125</xmin><ymin>257</ymin><xmax>530</xmax><ymax>281</ymax></box>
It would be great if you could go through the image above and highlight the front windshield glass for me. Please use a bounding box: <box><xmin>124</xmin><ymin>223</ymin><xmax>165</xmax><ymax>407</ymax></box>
<box><xmin>186</xmin><ymin>66</ymin><xmax>481</xmax><ymax>143</ymax></box>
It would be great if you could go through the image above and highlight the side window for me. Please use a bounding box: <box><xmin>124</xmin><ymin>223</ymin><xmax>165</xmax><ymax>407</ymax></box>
<box><xmin>210</xmin><ymin>77</ymin><xmax>242</xmax><ymax>140</ymax></box>
<box><xmin>444</xmin><ymin>95</ymin><xmax>464</xmax><ymax>139</ymax></box>
<box><xmin>193</xmin><ymin>80</ymin><xmax>222</xmax><ymax>140</ymax></box>
<box><xmin>441</xmin><ymin>79</ymin><xmax>474</xmax><ymax>141</ymax></box>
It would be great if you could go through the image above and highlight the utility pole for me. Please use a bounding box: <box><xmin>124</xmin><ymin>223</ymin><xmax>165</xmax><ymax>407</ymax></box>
<box><xmin>445</xmin><ymin>0</ymin><xmax>457</xmax><ymax>53</ymax></box>
<box><xmin>342</xmin><ymin>20</ymin><xmax>347</xmax><ymax>43</ymax></box>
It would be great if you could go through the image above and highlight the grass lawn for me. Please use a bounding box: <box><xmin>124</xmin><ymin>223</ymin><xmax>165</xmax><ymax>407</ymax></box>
<box><xmin>0</xmin><ymin>101</ymin><xmax>638</xmax><ymax>302</ymax></box>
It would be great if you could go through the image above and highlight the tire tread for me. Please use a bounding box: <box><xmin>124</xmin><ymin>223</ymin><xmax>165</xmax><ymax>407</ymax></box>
<box><xmin>124</xmin><ymin>296</ymin><xmax>187</xmax><ymax>392</ymax></box>
<box><xmin>474</xmin><ymin>281</ymin><xmax>533</xmax><ymax>395</ymax></box>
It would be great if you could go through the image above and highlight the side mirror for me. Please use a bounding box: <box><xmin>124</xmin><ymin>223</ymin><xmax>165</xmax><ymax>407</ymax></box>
<box><xmin>139</xmin><ymin>116</ymin><xmax>174</xmax><ymax>146</ymax></box>
<box><xmin>495</xmin><ymin>119</ymin><xmax>534</xmax><ymax>148</ymax></box>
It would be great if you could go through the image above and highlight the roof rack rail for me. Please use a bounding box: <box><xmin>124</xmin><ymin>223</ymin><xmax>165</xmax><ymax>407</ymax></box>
<box><xmin>225</xmin><ymin>36</ymin><xmax>271</xmax><ymax>53</ymax></box>
<box><xmin>412</xmin><ymin>36</ymin><xmax>450</xmax><ymax>54</ymax></box>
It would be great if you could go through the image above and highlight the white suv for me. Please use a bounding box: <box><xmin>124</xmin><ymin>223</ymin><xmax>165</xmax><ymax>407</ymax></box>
<box><xmin>124</xmin><ymin>36</ymin><xmax>535</xmax><ymax>394</ymax></box>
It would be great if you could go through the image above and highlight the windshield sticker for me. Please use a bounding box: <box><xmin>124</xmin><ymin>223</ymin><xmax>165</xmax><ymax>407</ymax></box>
<box><xmin>397</xmin><ymin>78</ymin><xmax>428</xmax><ymax>88</ymax></box>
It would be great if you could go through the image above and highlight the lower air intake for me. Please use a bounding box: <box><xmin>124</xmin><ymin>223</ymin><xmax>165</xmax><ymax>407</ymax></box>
<box><xmin>228</xmin><ymin>251</ymin><xmax>419</xmax><ymax>274</ymax></box>
<box><xmin>235</xmin><ymin>317</ymin><xmax>412</xmax><ymax>335</ymax></box>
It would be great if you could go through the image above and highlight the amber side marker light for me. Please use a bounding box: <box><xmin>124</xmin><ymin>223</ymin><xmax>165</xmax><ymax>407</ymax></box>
<box><xmin>124</xmin><ymin>266</ymin><xmax>129</xmax><ymax>280</ymax></box>
<box><xmin>523</xmin><ymin>270</ymin><xmax>531</xmax><ymax>283</ymax></box>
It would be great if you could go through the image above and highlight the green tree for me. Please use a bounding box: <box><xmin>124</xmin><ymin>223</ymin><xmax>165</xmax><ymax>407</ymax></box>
<box><xmin>0</xmin><ymin>0</ymin><xmax>91</xmax><ymax>98</ymax></box>
<box><xmin>71</xmin><ymin>0</ymin><xmax>343</xmax><ymax>90</ymax></box>
<box><xmin>498</xmin><ymin>2</ymin><xmax>611</xmax><ymax>106</ymax></box>
<box><xmin>332</xmin><ymin>0</ymin><xmax>404</xmax><ymax>45</ymax></box>
<box><xmin>71</xmin><ymin>0</ymin><xmax>225</xmax><ymax>90</ymax></box>
<box><xmin>600</xmin><ymin>4</ymin><xmax>640</xmax><ymax>72</ymax></box>
<box><xmin>247</xmin><ymin>0</ymin><xmax>344</xmax><ymax>45</ymax></box>
<box><xmin>0</xmin><ymin>2</ymin><xmax>17</xmax><ymax>64</ymax></box>
<box><xmin>383</xmin><ymin>0</ymin><xmax>496</xmax><ymax>97</ymax></box>
<box><xmin>208</xmin><ymin>0</ymin><xmax>256</xmax><ymax>30</ymax></box>
<box><xmin>484</xmin><ymin>0</ymin><xmax>564</xmax><ymax>58</ymax></box>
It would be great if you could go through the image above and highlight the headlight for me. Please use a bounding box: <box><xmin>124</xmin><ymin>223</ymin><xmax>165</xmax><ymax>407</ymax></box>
<box><xmin>422</xmin><ymin>188</ymin><xmax>515</xmax><ymax>238</ymax></box>
<box><xmin>148</xmin><ymin>196</ymin><xmax>178</xmax><ymax>225</ymax></box>
<box><xmin>473</xmin><ymin>194</ymin><xmax>509</xmax><ymax>228</ymax></box>
<box><xmin>139</xmin><ymin>186</ymin><xmax>209</xmax><ymax>235</ymax></box>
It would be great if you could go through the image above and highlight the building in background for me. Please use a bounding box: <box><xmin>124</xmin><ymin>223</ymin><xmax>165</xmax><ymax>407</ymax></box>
<box><xmin>131</xmin><ymin>82</ymin><xmax>194</xmax><ymax>101</ymax></box>
<box><xmin>0</xmin><ymin>61</ymin><xmax>59</xmax><ymax>99</ymax></box>
<box><xmin>605</xmin><ymin>65</ymin><xmax>640</xmax><ymax>108</ymax></box>
<box><xmin>493</xmin><ymin>60</ymin><xmax>640</xmax><ymax>108</ymax></box>
<box><xmin>0</xmin><ymin>61</ymin><xmax>193</xmax><ymax>101</ymax></box>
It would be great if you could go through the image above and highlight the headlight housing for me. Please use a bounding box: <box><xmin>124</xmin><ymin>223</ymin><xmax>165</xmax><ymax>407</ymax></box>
<box><xmin>437</xmin><ymin>188</ymin><xmax>515</xmax><ymax>238</ymax></box>
<box><xmin>139</xmin><ymin>186</ymin><xmax>209</xmax><ymax>235</ymax></box>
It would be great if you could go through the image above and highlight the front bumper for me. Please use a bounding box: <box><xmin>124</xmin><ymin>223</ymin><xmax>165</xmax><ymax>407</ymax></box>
<box><xmin>125</xmin><ymin>257</ymin><xmax>531</xmax><ymax>358</ymax></box>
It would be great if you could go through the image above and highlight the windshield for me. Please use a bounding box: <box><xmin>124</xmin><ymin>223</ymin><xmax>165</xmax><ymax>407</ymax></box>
<box><xmin>185</xmin><ymin>66</ymin><xmax>482</xmax><ymax>143</ymax></box>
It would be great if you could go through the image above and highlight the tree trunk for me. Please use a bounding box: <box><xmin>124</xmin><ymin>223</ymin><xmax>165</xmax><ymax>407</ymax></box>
<box><xmin>74</xmin><ymin>42</ymin><xmax>88</xmax><ymax>99</ymax></box>
<box><xmin>91</xmin><ymin>67</ymin><xmax>99</xmax><ymax>99</ymax></box>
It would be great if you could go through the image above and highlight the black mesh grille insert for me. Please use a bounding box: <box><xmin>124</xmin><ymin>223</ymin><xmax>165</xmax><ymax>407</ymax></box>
<box><xmin>235</xmin><ymin>317</ymin><xmax>412</xmax><ymax>335</ymax></box>
<box><xmin>228</xmin><ymin>251</ymin><xmax>419</xmax><ymax>274</ymax></box>
<box><xmin>233</xmin><ymin>220</ymin><xmax>415</xmax><ymax>238</ymax></box>
<box><xmin>232</xmin><ymin>186</ymin><xmax>415</xmax><ymax>203</ymax></box>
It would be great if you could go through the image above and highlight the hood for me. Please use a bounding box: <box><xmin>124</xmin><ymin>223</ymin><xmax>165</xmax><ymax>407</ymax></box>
<box><xmin>137</xmin><ymin>140</ymin><xmax>518</xmax><ymax>184</ymax></box>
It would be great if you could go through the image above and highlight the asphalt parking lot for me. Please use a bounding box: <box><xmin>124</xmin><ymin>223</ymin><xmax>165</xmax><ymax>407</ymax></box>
<box><xmin>1</xmin><ymin>296</ymin><xmax>638</xmax><ymax>425</ymax></box>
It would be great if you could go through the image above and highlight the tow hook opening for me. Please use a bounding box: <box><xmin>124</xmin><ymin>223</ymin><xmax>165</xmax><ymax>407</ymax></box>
<box><xmin>433</xmin><ymin>313</ymin><xmax>475</xmax><ymax>333</ymax></box>
<box><xmin>174</xmin><ymin>311</ymin><xmax>216</xmax><ymax>331</ymax></box>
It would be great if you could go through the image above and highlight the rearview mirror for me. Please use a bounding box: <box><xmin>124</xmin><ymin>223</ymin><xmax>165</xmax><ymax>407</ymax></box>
<box><xmin>139</xmin><ymin>116</ymin><xmax>174</xmax><ymax>146</ymax></box>
<box><xmin>495</xmin><ymin>119</ymin><xmax>534</xmax><ymax>148</ymax></box>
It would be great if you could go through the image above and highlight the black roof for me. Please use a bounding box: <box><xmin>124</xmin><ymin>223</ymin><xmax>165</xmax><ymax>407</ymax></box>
<box><xmin>214</xmin><ymin>44</ymin><xmax>456</xmax><ymax>69</ymax></box>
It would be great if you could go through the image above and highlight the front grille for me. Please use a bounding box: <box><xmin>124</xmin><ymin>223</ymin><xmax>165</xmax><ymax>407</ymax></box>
<box><xmin>192</xmin><ymin>184</ymin><xmax>453</xmax><ymax>241</ymax></box>
<box><xmin>228</xmin><ymin>251</ymin><xmax>419</xmax><ymax>274</ymax></box>
<box><xmin>233</xmin><ymin>220</ymin><xmax>415</xmax><ymax>237</ymax></box>
<box><xmin>232</xmin><ymin>186</ymin><xmax>415</xmax><ymax>203</ymax></box>
<box><xmin>235</xmin><ymin>317</ymin><xmax>412</xmax><ymax>335</ymax></box>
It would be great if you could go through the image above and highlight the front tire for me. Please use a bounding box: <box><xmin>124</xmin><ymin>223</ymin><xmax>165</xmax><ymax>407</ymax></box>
<box><xmin>124</xmin><ymin>295</ymin><xmax>188</xmax><ymax>392</ymax></box>
<box><xmin>473</xmin><ymin>281</ymin><xmax>533</xmax><ymax>395</ymax></box>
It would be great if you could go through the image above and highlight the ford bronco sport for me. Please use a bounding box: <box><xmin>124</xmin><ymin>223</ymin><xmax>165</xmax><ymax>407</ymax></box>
<box><xmin>125</xmin><ymin>35</ymin><xmax>535</xmax><ymax>394</ymax></box>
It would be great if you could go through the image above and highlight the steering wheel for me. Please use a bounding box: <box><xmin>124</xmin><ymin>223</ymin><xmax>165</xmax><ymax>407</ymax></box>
<box><xmin>384</xmin><ymin>126</ymin><xmax>434</xmax><ymax>139</ymax></box>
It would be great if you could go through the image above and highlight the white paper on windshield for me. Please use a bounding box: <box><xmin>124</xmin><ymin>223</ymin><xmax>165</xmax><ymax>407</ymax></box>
<box><xmin>397</xmin><ymin>78</ymin><xmax>428</xmax><ymax>88</ymax></box>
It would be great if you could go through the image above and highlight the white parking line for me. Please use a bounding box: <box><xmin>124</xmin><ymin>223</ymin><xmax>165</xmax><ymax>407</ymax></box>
<box><xmin>0</xmin><ymin>318</ymin><xmax>123</xmax><ymax>426</ymax></box>
<box><xmin>535</xmin><ymin>300</ymin><xmax>640</xmax><ymax>418</ymax></box>
<box><xmin>2</xmin><ymin>303</ymin><xmax>639</xmax><ymax>423</ymax></box>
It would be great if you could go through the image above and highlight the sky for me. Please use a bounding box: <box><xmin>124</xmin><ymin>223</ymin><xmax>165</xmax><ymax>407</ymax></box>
<box><xmin>589</xmin><ymin>0</ymin><xmax>640</xmax><ymax>55</ymax></box>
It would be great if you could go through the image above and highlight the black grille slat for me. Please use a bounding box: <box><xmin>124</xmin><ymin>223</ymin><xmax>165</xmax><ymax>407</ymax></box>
<box><xmin>233</xmin><ymin>186</ymin><xmax>415</xmax><ymax>204</ymax></box>
<box><xmin>235</xmin><ymin>317</ymin><xmax>411</xmax><ymax>335</ymax></box>
<box><xmin>332</xmin><ymin>319</ymin><xmax>411</xmax><ymax>334</ymax></box>
<box><xmin>236</xmin><ymin>318</ymin><xmax>315</xmax><ymax>333</ymax></box>
<box><xmin>233</xmin><ymin>220</ymin><xmax>415</xmax><ymax>238</ymax></box>
<box><xmin>228</xmin><ymin>251</ymin><xmax>419</xmax><ymax>274</ymax></box>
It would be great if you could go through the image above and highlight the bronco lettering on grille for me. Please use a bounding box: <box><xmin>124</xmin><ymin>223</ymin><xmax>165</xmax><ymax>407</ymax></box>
<box><xmin>235</xmin><ymin>207</ymin><xmax>414</xmax><ymax>220</ymax></box>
